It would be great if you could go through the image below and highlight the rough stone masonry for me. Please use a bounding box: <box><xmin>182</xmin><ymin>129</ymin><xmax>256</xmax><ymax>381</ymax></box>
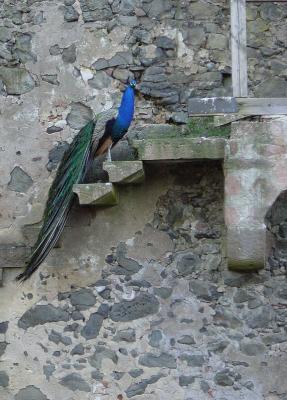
<box><xmin>1</xmin><ymin>163</ymin><xmax>287</xmax><ymax>400</ymax></box>
<box><xmin>0</xmin><ymin>0</ymin><xmax>287</xmax><ymax>399</ymax></box>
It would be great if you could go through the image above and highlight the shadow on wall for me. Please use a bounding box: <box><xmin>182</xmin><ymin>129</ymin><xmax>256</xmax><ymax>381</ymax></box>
<box><xmin>265</xmin><ymin>190</ymin><xmax>287</xmax><ymax>274</ymax></box>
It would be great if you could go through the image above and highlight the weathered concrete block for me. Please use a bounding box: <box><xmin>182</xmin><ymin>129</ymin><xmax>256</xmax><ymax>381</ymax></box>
<box><xmin>21</xmin><ymin>224</ymin><xmax>42</xmax><ymax>247</ymax></box>
<box><xmin>22</xmin><ymin>224</ymin><xmax>62</xmax><ymax>249</ymax></box>
<box><xmin>188</xmin><ymin>97</ymin><xmax>238</xmax><ymax>115</ymax></box>
<box><xmin>131</xmin><ymin>138</ymin><xmax>226</xmax><ymax>161</ymax></box>
<box><xmin>73</xmin><ymin>183</ymin><xmax>119</xmax><ymax>206</ymax></box>
<box><xmin>0</xmin><ymin>244</ymin><xmax>31</xmax><ymax>268</ymax></box>
<box><xmin>227</xmin><ymin>227</ymin><xmax>265</xmax><ymax>271</ymax></box>
<box><xmin>224</xmin><ymin>120</ymin><xmax>287</xmax><ymax>271</ymax></box>
<box><xmin>103</xmin><ymin>161</ymin><xmax>145</xmax><ymax>184</ymax></box>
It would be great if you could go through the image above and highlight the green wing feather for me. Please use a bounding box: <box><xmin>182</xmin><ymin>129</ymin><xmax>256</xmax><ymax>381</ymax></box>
<box><xmin>16</xmin><ymin>119</ymin><xmax>96</xmax><ymax>282</ymax></box>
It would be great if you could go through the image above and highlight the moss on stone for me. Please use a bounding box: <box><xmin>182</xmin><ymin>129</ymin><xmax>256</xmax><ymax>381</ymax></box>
<box><xmin>228</xmin><ymin>260</ymin><xmax>264</xmax><ymax>272</ymax></box>
<box><xmin>184</xmin><ymin>117</ymin><xmax>231</xmax><ymax>138</ymax></box>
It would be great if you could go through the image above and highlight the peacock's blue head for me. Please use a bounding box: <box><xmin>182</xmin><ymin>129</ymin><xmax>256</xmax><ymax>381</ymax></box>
<box><xmin>129</xmin><ymin>79</ymin><xmax>137</xmax><ymax>89</ymax></box>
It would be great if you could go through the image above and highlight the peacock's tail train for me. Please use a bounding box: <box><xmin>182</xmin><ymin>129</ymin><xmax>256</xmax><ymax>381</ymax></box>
<box><xmin>16</xmin><ymin>119</ymin><xmax>96</xmax><ymax>282</ymax></box>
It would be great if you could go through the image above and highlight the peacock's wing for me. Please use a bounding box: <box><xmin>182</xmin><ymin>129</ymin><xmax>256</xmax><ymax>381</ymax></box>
<box><xmin>16</xmin><ymin>119</ymin><xmax>96</xmax><ymax>282</ymax></box>
<box><xmin>91</xmin><ymin>109</ymin><xmax>117</xmax><ymax>156</ymax></box>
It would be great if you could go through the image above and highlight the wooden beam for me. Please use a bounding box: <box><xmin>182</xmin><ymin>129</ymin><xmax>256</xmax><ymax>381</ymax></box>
<box><xmin>247</xmin><ymin>0</ymin><xmax>287</xmax><ymax>2</ymax></box>
<box><xmin>237</xmin><ymin>98</ymin><xmax>287</xmax><ymax>114</ymax></box>
<box><xmin>188</xmin><ymin>97</ymin><xmax>287</xmax><ymax>116</ymax></box>
<box><xmin>231</xmin><ymin>0</ymin><xmax>248</xmax><ymax>97</ymax></box>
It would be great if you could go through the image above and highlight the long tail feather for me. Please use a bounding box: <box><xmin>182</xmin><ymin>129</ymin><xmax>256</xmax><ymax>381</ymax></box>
<box><xmin>16</xmin><ymin>120</ymin><xmax>96</xmax><ymax>282</ymax></box>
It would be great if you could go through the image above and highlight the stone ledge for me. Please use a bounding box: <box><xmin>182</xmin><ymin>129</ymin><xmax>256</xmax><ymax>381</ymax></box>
<box><xmin>73</xmin><ymin>183</ymin><xmax>119</xmax><ymax>206</ymax></box>
<box><xmin>131</xmin><ymin>138</ymin><xmax>226</xmax><ymax>161</ymax></box>
<box><xmin>103</xmin><ymin>161</ymin><xmax>145</xmax><ymax>184</ymax></box>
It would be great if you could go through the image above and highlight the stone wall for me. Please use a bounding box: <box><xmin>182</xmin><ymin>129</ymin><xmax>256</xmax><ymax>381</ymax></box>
<box><xmin>1</xmin><ymin>0</ymin><xmax>286</xmax><ymax>248</ymax></box>
<box><xmin>246</xmin><ymin>1</ymin><xmax>287</xmax><ymax>97</ymax></box>
<box><xmin>1</xmin><ymin>1</ymin><xmax>287</xmax><ymax>399</ymax></box>
<box><xmin>1</xmin><ymin>163</ymin><xmax>287</xmax><ymax>400</ymax></box>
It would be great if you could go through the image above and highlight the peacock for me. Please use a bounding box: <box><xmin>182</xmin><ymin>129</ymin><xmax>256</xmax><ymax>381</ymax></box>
<box><xmin>16</xmin><ymin>79</ymin><xmax>136</xmax><ymax>282</ymax></box>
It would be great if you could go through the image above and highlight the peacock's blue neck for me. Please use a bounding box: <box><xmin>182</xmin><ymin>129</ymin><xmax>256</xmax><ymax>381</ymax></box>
<box><xmin>112</xmin><ymin>85</ymin><xmax>135</xmax><ymax>139</ymax></box>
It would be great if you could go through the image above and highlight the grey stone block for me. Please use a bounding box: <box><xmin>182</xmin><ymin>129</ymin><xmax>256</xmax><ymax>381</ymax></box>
<box><xmin>18</xmin><ymin>305</ymin><xmax>69</xmax><ymax>329</ymax></box>
<box><xmin>60</xmin><ymin>373</ymin><xmax>90</xmax><ymax>392</ymax></box>
<box><xmin>0</xmin><ymin>67</ymin><xmax>35</xmax><ymax>95</ymax></box>
<box><xmin>64</xmin><ymin>5</ymin><xmax>79</xmax><ymax>22</ymax></box>
<box><xmin>188</xmin><ymin>97</ymin><xmax>238</xmax><ymax>115</ymax></box>
<box><xmin>8</xmin><ymin>167</ymin><xmax>33</xmax><ymax>193</ymax></box>
<box><xmin>62</xmin><ymin>43</ymin><xmax>76</xmax><ymax>63</ymax></box>
<box><xmin>110</xmin><ymin>293</ymin><xmax>159</xmax><ymax>322</ymax></box>
<box><xmin>139</xmin><ymin>352</ymin><xmax>176</xmax><ymax>369</ymax></box>
<box><xmin>66</xmin><ymin>102</ymin><xmax>93</xmax><ymax>130</ymax></box>
<box><xmin>15</xmin><ymin>386</ymin><xmax>49</xmax><ymax>400</ymax></box>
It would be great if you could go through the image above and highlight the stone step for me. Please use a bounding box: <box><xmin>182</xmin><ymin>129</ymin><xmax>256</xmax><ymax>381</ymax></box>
<box><xmin>103</xmin><ymin>161</ymin><xmax>145</xmax><ymax>184</ymax></box>
<box><xmin>73</xmin><ymin>161</ymin><xmax>145</xmax><ymax>206</ymax></box>
<box><xmin>73</xmin><ymin>182</ymin><xmax>119</xmax><ymax>206</ymax></box>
